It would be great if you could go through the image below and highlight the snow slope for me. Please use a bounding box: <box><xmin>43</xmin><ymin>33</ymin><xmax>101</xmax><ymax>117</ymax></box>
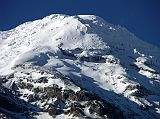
<box><xmin>0</xmin><ymin>14</ymin><xmax>160</xmax><ymax>119</ymax></box>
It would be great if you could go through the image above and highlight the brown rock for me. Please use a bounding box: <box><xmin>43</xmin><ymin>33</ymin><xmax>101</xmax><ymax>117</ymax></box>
<box><xmin>47</xmin><ymin>104</ymin><xmax>60</xmax><ymax>116</ymax></box>
<box><xmin>44</xmin><ymin>85</ymin><xmax>62</xmax><ymax>99</ymax></box>
<box><xmin>76</xmin><ymin>90</ymin><xmax>93</xmax><ymax>101</ymax></box>
<box><xmin>89</xmin><ymin>101</ymin><xmax>103</xmax><ymax>115</ymax></box>
<box><xmin>63</xmin><ymin>89</ymin><xmax>76</xmax><ymax>100</ymax></box>
<box><xmin>26</xmin><ymin>83</ymin><xmax>33</xmax><ymax>90</ymax></box>
<box><xmin>69</xmin><ymin>103</ymin><xmax>85</xmax><ymax>117</ymax></box>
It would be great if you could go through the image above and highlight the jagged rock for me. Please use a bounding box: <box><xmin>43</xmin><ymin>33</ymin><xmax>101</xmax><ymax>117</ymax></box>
<box><xmin>59</xmin><ymin>47</ymin><xmax>76</xmax><ymax>58</ymax></box>
<box><xmin>38</xmin><ymin>70</ymin><xmax>45</xmax><ymax>75</ymax></box>
<box><xmin>0</xmin><ymin>76</ymin><xmax>8</xmax><ymax>83</ymax></box>
<box><xmin>75</xmin><ymin>90</ymin><xmax>93</xmax><ymax>101</ymax></box>
<box><xmin>17</xmin><ymin>82</ymin><xmax>26</xmax><ymax>89</ymax></box>
<box><xmin>79</xmin><ymin>55</ymin><xmax>106</xmax><ymax>63</ymax></box>
<box><xmin>132</xmin><ymin>85</ymin><xmax>149</xmax><ymax>97</ymax></box>
<box><xmin>71</xmin><ymin>108</ymin><xmax>85</xmax><ymax>117</ymax></box>
<box><xmin>33</xmin><ymin>87</ymin><xmax>42</xmax><ymax>93</ymax></box>
<box><xmin>25</xmin><ymin>83</ymin><xmax>34</xmax><ymax>90</ymax></box>
<box><xmin>71</xmin><ymin>48</ymin><xmax>83</xmax><ymax>54</ymax></box>
<box><xmin>63</xmin><ymin>89</ymin><xmax>94</xmax><ymax>101</ymax></box>
<box><xmin>106</xmin><ymin>56</ymin><xmax>118</xmax><ymax>64</ymax></box>
<box><xmin>125</xmin><ymin>85</ymin><xmax>137</xmax><ymax>91</ymax></box>
<box><xmin>88</xmin><ymin>100</ymin><xmax>104</xmax><ymax>115</ymax></box>
<box><xmin>44</xmin><ymin>84</ymin><xmax>62</xmax><ymax>99</ymax></box>
<box><xmin>87</xmin><ymin>100</ymin><xmax>124</xmax><ymax>119</ymax></box>
<box><xmin>47</xmin><ymin>104</ymin><xmax>60</xmax><ymax>116</ymax></box>
<box><xmin>0</xmin><ymin>65</ymin><xmax>125</xmax><ymax>119</ymax></box>
<box><xmin>6</xmin><ymin>74</ymin><xmax>14</xmax><ymax>79</ymax></box>
<box><xmin>126</xmin><ymin>85</ymin><xmax>149</xmax><ymax>97</ymax></box>
<box><xmin>71</xmin><ymin>102</ymin><xmax>84</xmax><ymax>110</ymax></box>
<box><xmin>48</xmin><ymin>107</ymin><xmax>57</xmax><ymax>116</ymax></box>
<box><xmin>69</xmin><ymin>102</ymin><xmax>85</xmax><ymax>117</ymax></box>
<box><xmin>37</xmin><ymin>76</ymin><xmax>48</xmax><ymax>83</ymax></box>
<box><xmin>59</xmin><ymin>47</ymin><xmax>106</xmax><ymax>63</ymax></box>
<box><xmin>27</xmin><ymin>94</ymin><xmax>39</xmax><ymax>102</ymax></box>
<box><xmin>63</xmin><ymin>89</ymin><xmax>76</xmax><ymax>100</ymax></box>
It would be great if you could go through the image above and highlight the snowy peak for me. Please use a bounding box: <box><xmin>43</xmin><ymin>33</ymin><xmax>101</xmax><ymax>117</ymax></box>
<box><xmin>0</xmin><ymin>14</ymin><xmax>160</xmax><ymax>119</ymax></box>
<box><xmin>1</xmin><ymin>14</ymin><xmax>159</xmax><ymax>67</ymax></box>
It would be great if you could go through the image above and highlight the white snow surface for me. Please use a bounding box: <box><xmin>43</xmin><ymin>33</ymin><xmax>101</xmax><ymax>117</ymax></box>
<box><xmin>0</xmin><ymin>14</ymin><xmax>160</xmax><ymax>119</ymax></box>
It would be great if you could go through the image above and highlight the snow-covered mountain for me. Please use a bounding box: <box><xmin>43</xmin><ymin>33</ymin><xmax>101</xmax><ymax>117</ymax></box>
<box><xmin>0</xmin><ymin>14</ymin><xmax>160</xmax><ymax>119</ymax></box>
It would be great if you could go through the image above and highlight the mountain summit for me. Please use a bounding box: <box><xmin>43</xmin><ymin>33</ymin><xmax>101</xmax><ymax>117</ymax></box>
<box><xmin>0</xmin><ymin>14</ymin><xmax>160</xmax><ymax>119</ymax></box>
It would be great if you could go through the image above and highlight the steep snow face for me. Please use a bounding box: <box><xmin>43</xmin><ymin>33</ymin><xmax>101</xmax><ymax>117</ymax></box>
<box><xmin>0</xmin><ymin>14</ymin><xmax>160</xmax><ymax>119</ymax></box>
<box><xmin>0</xmin><ymin>15</ymin><xmax>110</xmax><ymax>73</ymax></box>
<box><xmin>0</xmin><ymin>14</ymin><xmax>160</xmax><ymax>73</ymax></box>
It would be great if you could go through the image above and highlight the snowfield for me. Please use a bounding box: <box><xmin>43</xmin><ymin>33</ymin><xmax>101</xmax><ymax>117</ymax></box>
<box><xmin>0</xmin><ymin>14</ymin><xmax>160</xmax><ymax>119</ymax></box>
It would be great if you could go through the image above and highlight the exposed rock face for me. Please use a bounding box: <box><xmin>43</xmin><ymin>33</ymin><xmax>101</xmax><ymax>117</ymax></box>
<box><xmin>63</xmin><ymin>89</ymin><xmax>76</xmax><ymax>100</ymax></box>
<box><xmin>78</xmin><ymin>55</ymin><xmax>106</xmax><ymax>63</ymax></box>
<box><xmin>88</xmin><ymin>101</ymin><xmax>104</xmax><ymax>115</ymax></box>
<box><xmin>87</xmin><ymin>100</ymin><xmax>124</xmax><ymax>119</ymax></box>
<box><xmin>69</xmin><ymin>102</ymin><xmax>85</xmax><ymax>117</ymax></box>
<box><xmin>47</xmin><ymin>104</ymin><xmax>61</xmax><ymax>116</ymax></box>
<box><xmin>44</xmin><ymin>84</ymin><xmax>62</xmax><ymax>99</ymax></box>
<box><xmin>0</xmin><ymin>59</ymin><xmax>160</xmax><ymax>119</ymax></box>
<box><xmin>0</xmin><ymin>64</ymin><xmax>124</xmax><ymax>119</ymax></box>
<box><xmin>59</xmin><ymin>47</ymin><xmax>106</xmax><ymax>63</ymax></box>
<box><xmin>131</xmin><ymin>85</ymin><xmax>150</xmax><ymax>97</ymax></box>
<box><xmin>75</xmin><ymin>90</ymin><xmax>93</xmax><ymax>101</ymax></box>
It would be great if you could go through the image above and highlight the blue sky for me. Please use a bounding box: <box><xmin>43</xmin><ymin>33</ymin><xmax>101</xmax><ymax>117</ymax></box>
<box><xmin>0</xmin><ymin>0</ymin><xmax>160</xmax><ymax>47</ymax></box>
